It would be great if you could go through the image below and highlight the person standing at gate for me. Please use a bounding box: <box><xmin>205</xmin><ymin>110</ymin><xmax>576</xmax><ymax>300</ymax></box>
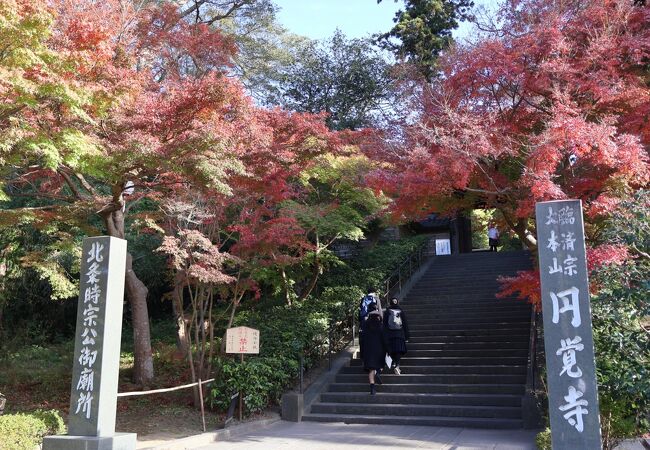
<box><xmin>384</xmin><ymin>297</ymin><xmax>409</xmax><ymax>375</ymax></box>
<box><xmin>360</xmin><ymin>309</ymin><xmax>388</xmax><ymax>395</ymax></box>
<box><xmin>488</xmin><ymin>222</ymin><xmax>500</xmax><ymax>252</ymax></box>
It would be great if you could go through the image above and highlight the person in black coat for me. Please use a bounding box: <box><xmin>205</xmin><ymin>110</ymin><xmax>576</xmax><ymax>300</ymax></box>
<box><xmin>383</xmin><ymin>297</ymin><xmax>410</xmax><ymax>375</ymax></box>
<box><xmin>360</xmin><ymin>309</ymin><xmax>388</xmax><ymax>395</ymax></box>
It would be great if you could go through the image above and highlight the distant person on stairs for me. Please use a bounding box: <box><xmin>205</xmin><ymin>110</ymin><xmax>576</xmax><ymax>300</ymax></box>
<box><xmin>360</xmin><ymin>309</ymin><xmax>388</xmax><ymax>395</ymax></box>
<box><xmin>488</xmin><ymin>222</ymin><xmax>500</xmax><ymax>252</ymax></box>
<box><xmin>384</xmin><ymin>298</ymin><xmax>410</xmax><ymax>375</ymax></box>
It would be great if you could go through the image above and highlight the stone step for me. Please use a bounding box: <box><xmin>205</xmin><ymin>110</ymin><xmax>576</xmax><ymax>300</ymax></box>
<box><xmin>408</xmin><ymin>315</ymin><xmax>530</xmax><ymax>325</ymax></box>
<box><xmin>408</xmin><ymin>309</ymin><xmax>529</xmax><ymax>315</ymax></box>
<box><xmin>409</xmin><ymin>322</ymin><xmax>529</xmax><ymax>331</ymax></box>
<box><xmin>340</xmin><ymin>365</ymin><xmax>526</xmax><ymax>375</ymax></box>
<box><xmin>403</xmin><ymin>304</ymin><xmax>530</xmax><ymax>313</ymax></box>
<box><xmin>350</xmin><ymin>356</ymin><xmax>528</xmax><ymax>366</ymax></box>
<box><xmin>302</xmin><ymin>413</ymin><xmax>523</xmax><ymax>429</ymax></box>
<box><xmin>403</xmin><ymin>341</ymin><xmax>529</xmax><ymax>350</ymax></box>
<box><xmin>391</xmin><ymin>349</ymin><xmax>529</xmax><ymax>357</ymax></box>
<box><xmin>408</xmin><ymin>334</ymin><xmax>529</xmax><ymax>343</ymax></box>
<box><xmin>320</xmin><ymin>392</ymin><xmax>523</xmax><ymax>407</ymax></box>
<box><xmin>328</xmin><ymin>383</ymin><xmax>526</xmax><ymax>395</ymax></box>
<box><xmin>310</xmin><ymin>402</ymin><xmax>522</xmax><ymax>419</ymax></box>
<box><xmin>335</xmin><ymin>373</ymin><xmax>526</xmax><ymax>384</ymax></box>
<box><xmin>403</xmin><ymin>298</ymin><xmax>526</xmax><ymax>305</ymax></box>
<box><xmin>408</xmin><ymin>290</ymin><xmax>505</xmax><ymax>296</ymax></box>
<box><xmin>306</xmin><ymin>252</ymin><xmax>533</xmax><ymax>431</ymax></box>
<box><xmin>408</xmin><ymin>328</ymin><xmax>530</xmax><ymax>337</ymax></box>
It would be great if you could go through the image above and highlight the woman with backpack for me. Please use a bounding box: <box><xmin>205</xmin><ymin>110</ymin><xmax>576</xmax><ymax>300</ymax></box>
<box><xmin>360</xmin><ymin>308</ymin><xmax>388</xmax><ymax>395</ymax></box>
<box><xmin>384</xmin><ymin>297</ymin><xmax>410</xmax><ymax>375</ymax></box>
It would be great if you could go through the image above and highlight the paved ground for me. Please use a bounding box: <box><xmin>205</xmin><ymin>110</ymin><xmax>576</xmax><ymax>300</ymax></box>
<box><xmin>194</xmin><ymin>421</ymin><xmax>538</xmax><ymax>449</ymax></box>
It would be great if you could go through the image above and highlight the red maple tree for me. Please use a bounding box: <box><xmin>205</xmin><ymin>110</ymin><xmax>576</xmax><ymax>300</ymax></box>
<box><xmin>368</xmin><ymin>0</ymin><xmax>650</xmax><ymax>306</ymax></box>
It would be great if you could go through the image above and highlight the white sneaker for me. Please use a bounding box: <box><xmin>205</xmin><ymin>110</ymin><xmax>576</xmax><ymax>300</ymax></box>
<box><xmin>394</xmin><ymin>366</ymin><xmax>401</xmax><ymax>375</ymax></box>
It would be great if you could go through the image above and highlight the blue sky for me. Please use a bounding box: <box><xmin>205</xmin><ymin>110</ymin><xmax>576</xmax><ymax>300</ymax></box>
<box><xmin>273</xmin><ymin>0</ymin><xmax>499</xmax><ymax>42</ymax></box>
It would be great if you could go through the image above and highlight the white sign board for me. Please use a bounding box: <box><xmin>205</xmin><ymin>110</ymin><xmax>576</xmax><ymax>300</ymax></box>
<box><xmin>435</xmin><ymin>239</ymin><xmax>451</xmax><ymax>255</ymax></box>
<box><xmin>226</xmin><ymin>326</ymin><xmax>260</xmax><ymax>354</ymax></box>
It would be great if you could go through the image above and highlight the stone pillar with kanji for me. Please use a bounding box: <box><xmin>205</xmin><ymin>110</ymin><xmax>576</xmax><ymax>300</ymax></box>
<box><xmin>536</xmin><ymin>200</ymin><xmax>602</xmax><ymax>450</ymax></box>
<box><xmin>44</xmin><ymin>236</ymin><xmax>136</xmax><ymax>450</ymax></box>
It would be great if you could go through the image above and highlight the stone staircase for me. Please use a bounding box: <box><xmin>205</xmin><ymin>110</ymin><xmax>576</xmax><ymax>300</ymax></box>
<box><xmin>303</xmin><ymin>251</ymin><xmax>533</xmax><ymax>428</ymax></box>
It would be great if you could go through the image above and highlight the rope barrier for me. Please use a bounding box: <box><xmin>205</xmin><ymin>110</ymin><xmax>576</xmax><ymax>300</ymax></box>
<box><xmin>116</xmin><ymin>378</ymin><xmax>215</xmax><ymax>398</ymax></box>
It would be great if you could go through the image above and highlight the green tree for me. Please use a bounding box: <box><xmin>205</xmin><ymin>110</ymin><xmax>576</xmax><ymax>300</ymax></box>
<box><xmin>175</xmin><ymin>1</ymin><xmax>312</xmax><ymax>106</ymax></box>
<box><xmin>214</xmin><ymin>2</ymin><xmax>310</xmax><ymax>106</ymax></box>
<box><xmin>376</xmin><ymin>0</ymin><xmax>473</xmax><ymax>81</ymax></box>
<box><xmin>0</xmin><ymin>0</ymin><xmax>249</xmax><ymax>384</ymax></box>
<box><xmin>278</xmin><ymin>30</ymin><xmax>394</xmax><ymax>131</ymax></box>
<box><xmin>282</xmin><ymin>153</ymin><xmax>387</xmax><ymax>301</ymax></box>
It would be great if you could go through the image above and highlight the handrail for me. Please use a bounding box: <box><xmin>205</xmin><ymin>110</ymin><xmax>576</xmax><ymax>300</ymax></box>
<box><xmin>523</xmin><ymin>308</ymin><xmax>545</xmax><ymax>428</ymax></box>
<box><xmin>379</xmin><ymin>241</ymin><xmax>428</xmax><ymax>303</ymax></box>
<box><xmin>525</xmin><ymin>308</ymin><xmax>538</xmax><ymax>395</ymax></box>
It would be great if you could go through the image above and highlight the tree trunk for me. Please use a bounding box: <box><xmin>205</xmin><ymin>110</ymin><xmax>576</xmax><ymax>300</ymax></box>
<box><xmin>101</xmin><ymin>189</ymin><xmax>154</xmax><ymax>385</ymax></box>
<box><xmin>512</xmin><ymin>220</ymin><xmax>538</xmax><ymax>252</ymax></box>
<box><xmin>171</xmin><ymin>278</ymin><xmax>190</xmax><ymax>357</ymax></box>
<box><xmin>500</xmin><ymin>210</ymin><xmax>538</xmax><ymax>252</ymax></box>
<box><xmin>124</xmin><ymin>252</ymin><xmax>155</xmax><ymax>385</ymax></box>
<box><xmin>298</xmin><ymin>233</ymin><xmax>323</xmax><ymax>302</ymax></box>
<box><xmin>298</xmin><ymin>249</ymin><xmax>320</xmax><ymax>302</ymax></box>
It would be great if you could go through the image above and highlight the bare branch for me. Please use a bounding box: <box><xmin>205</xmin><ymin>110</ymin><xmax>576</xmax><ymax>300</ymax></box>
<box><xmin>57</xmin><ymin>169</ymin><xmax>84</xmax><ymax>200</ymax></box>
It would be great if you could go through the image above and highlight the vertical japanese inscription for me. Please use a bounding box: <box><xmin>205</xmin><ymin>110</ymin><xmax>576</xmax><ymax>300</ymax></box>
<box><xmin>536</xmin><ymin>200</ymin><xmax>602</xmax><ymax>449</ymax></box>
<box><xmin>68</xmin><ymin>236</ymin><xmax>127</xmax><ymax>437</ymax></box>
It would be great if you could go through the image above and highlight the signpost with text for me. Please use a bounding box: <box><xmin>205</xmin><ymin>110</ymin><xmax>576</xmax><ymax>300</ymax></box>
<box><xmin>226</xmin><ymin>326</ymin><xmax>260</xmax><ymax>421</ymax></box>
<box><xmin>44</xmin><ymin>236</ymin><xmax>136</xmax><ymax>450</ymax></box>
<box><xmin>536</xmin><ymin>200</ymin><xmax>602</xmax><ymax>450</ymax></box>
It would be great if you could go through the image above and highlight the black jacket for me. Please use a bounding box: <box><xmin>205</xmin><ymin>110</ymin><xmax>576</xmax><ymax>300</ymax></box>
<box><xmin>360</xmin><ymin>316</ymin><xmax>388</xmax><ymax>370</ymax></box>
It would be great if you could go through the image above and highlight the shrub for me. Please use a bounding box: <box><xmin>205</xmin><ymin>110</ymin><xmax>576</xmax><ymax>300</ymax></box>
<box><xmin>535</xmin><ymin>427</ymin><xmax>551</xmax><ymax>450</ymax></box>
<box><xmin>210</xmin><ymin>356</ymin><xmax>298</xmax><ymax>415</ymax></box>
<box><xmin>30</xmin><ymin>409</ymin><xmax>66</xmax><ymax>436</ymax></box>
<box><xmin>319</xmin><ymin>235</ymin><xmax>429</xmax><ymax>294</ymax></box>
<box><xmin>590</xmin><ymin>192</ymin><xmax>650</xmax><ymax>439</ymax></box>
<box><xmin>0</xmin><ymin>409</ymin><xmax>65</xmax><ymax>450</ymax></box>
<box><xmin>232</xmin><ymin>303</ymin><xmax>329</xmax><ymax>368</ymax></box>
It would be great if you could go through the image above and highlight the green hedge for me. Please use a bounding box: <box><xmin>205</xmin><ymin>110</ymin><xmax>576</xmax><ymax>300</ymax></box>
<box><xmin>0</xmin><ymin>409</ymin><xmax>65</xmax><ymax>450</ymax></box>
<box><xmin>209</xmin><ymin>300</ymin><xmax>347</xmax><ymax>414</ymax></box>
<box><xmin>210</xmin><ymin>356</ymin><xmax>299</xmax><ymax>414</ymax></box>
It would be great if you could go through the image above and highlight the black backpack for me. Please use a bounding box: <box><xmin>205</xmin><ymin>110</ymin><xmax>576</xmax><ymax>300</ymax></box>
<box><xmin>387</xmin><ymin>308</ymin><xmax>403</xmax><ymax>330</ymax></box>
<box><xmin>359</xmin><ymin>294</ymin><xmax>377</xmax><ymax>322</ymax></box>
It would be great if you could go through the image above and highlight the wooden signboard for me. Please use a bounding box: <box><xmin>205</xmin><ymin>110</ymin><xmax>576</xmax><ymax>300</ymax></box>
<box><xmin>225</xmin><ymin>326</ymin><xmax>259</xmax><ymax>421</ymax></box>
<box><xmin>225</xmin><ymin>326</ymin><xmax>260</xmax><ymax>354</ymax></box>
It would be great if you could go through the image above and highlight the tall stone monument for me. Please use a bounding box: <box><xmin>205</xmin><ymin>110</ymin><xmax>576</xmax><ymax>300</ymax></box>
<box><xmin>536</xmin><ymin>200</ymin><xmax>602</xmax><ymax>449</ymax></box>
<box><xmin>44</xmin><ymin>236</ymin><xmax>136</xmax><ymax>450</ymax></box>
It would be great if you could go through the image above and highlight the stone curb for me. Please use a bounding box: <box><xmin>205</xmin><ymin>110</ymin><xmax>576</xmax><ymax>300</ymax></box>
<box><xmin>137</xmin><ymin>414</ymin><xmax>281</xmax><ymax>450</ymax></box>
<box><xmin>615</xmin><ymin>438</ymin><xmax>650</xmax><ymax>450</ymax></box>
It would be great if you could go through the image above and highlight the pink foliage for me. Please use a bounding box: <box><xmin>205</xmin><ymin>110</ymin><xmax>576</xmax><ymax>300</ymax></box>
<box><xmin>158</xmin><ymin>230</ymin><xmax>236</xmax><ymax>285</ymax></box>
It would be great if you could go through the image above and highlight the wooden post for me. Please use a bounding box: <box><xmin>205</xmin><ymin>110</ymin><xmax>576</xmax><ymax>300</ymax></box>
<box><xmin>198</xmin><ymin>378</ymin><xmax>206</xmax><ymax>432</ymax></box>
<box><xmin>225</xmin><ymin>326</ymin><xmax>259</xmax><ymax>423</ymax></box>
<box><xmin>239</xmin><ymin>354</ymin><xmax>244</xmax><ymax>421</ymax></box>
